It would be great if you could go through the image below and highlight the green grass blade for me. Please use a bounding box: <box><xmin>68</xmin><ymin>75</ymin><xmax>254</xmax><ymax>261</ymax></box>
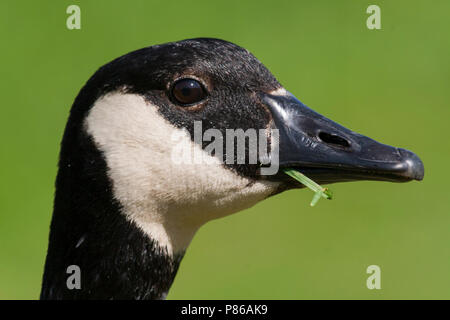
<box><xmin>283</xmin><ymin>168</ymin><xmax>333</xmax><ymax>206</ymax></box>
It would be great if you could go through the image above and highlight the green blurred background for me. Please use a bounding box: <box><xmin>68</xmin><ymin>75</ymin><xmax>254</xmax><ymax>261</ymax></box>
<box><xmin>1</xmin><ymin>0</ymin><xmax>449</xmax><ymax>299</ymax></box>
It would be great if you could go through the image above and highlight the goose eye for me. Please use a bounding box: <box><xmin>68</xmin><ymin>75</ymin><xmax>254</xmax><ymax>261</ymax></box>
<box><xmin>171</xmin><ymin>78</ymin><xmax>206</xmax><ymax>105</ymax></box>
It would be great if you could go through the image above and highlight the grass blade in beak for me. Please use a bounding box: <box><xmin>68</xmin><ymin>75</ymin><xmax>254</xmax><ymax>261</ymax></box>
<box><xmin>283</xmin><ymin>168</ymin><xmax>333</xmax><ymax>206</ymax></box>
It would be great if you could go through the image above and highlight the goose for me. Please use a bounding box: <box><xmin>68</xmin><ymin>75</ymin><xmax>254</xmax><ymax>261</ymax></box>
<box><xmin>40</xmin><ymin>38</ymin><xmax>424</xmax><ymax>300</ymax></box>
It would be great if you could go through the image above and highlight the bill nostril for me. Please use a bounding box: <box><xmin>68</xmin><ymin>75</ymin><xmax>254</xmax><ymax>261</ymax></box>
<box><xmin>318</xmin><ymin>131</ymin><xmax>350</xmax><ymax>148</ymax></box>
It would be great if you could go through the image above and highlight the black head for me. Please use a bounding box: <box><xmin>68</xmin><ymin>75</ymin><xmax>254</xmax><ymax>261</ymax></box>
<box><xmin>71</xmin><ymin>37</ymin><xmax>423</xmax><ymax>185</ymax></box>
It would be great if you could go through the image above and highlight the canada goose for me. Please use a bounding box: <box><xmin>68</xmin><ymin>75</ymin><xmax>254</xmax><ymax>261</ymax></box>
<box><xmin>40</xmin><ymin>38</ymin><xmax>424</xmax><ymax>300</ymax></box>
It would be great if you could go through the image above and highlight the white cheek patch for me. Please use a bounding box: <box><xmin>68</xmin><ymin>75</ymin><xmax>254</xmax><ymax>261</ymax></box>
<box><xmin>84</xmin><ymin>92</ymin><xmax>279</xmax><ymax>255</ymax></box>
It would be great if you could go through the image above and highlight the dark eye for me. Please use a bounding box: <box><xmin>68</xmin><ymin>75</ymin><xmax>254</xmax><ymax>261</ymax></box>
<box><xmin>171</xmin><ymin>78</ymin><xmax>206</xmax><ymax>105</ymax></box>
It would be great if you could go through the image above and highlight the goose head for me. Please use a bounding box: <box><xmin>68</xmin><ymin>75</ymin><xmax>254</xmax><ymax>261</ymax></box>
<box><xmin>41</xmin><ymin>38</ymin><xmax>424</xmax><ymax>299</ymax></box>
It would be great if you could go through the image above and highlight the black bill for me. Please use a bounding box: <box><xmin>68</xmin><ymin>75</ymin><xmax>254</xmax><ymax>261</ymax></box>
<box><xmin>261</xmin><ymin>91</ymin><xmax>424</xmax><ymax>185</ymax></box>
